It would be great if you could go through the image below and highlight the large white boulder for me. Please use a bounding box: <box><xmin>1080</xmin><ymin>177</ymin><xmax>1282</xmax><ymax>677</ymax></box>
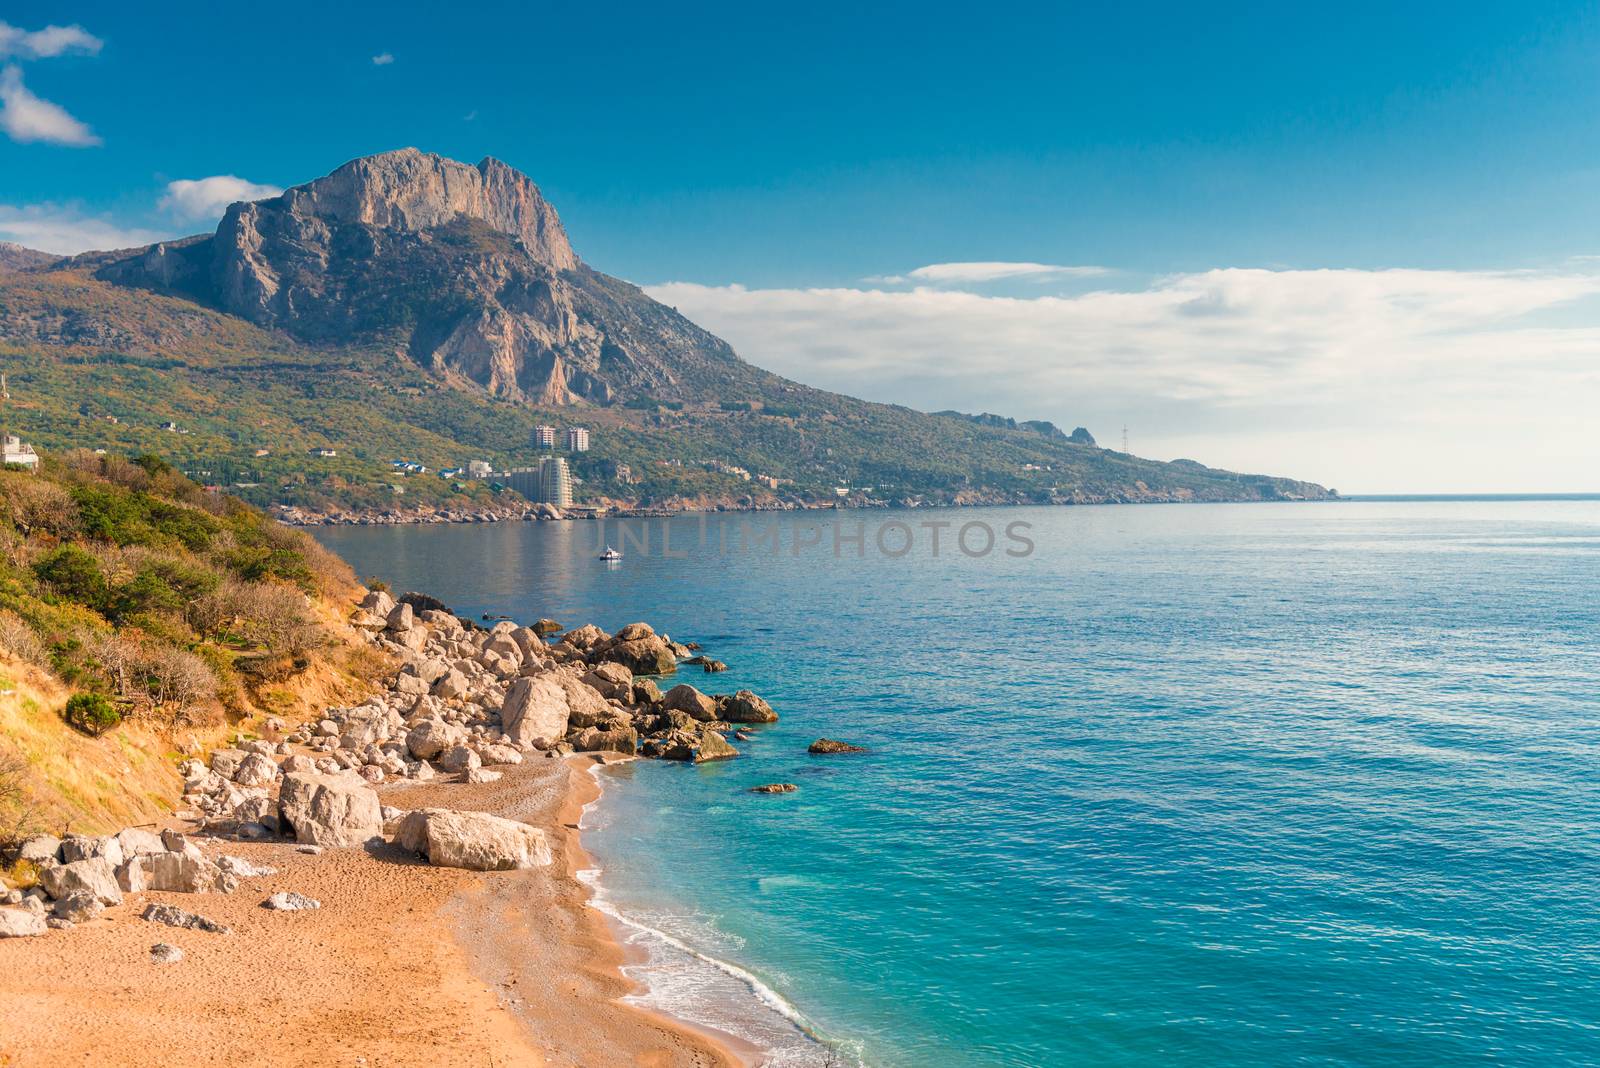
<box><xmin>134</xmin><ymin>851</ymin><xmax>234</xmax><ymax>894</ymax></box>
<box><xmin>277</xmin><ymin>772</ymin><xmax>382</xmax><ymax>848</ymax></box>
<box><xmin>392</xmin><ymin>808</ymin><xmax>551</xmax><ymax>871</ymax></box>
<box><xmin>38</xmin><ymin>857</ymin><xmax>123</xmax><ymax>905</ymax></box>
<box><xmin>0</xmin><ymin>907</ymin><xmax>47</xmax><ymax>937</ymax></box>
<box><xmin>406</xmin><ymin>718</ymin><xmax>467</xmax><ymax>760</ymax></box>
<box><xmin>233</xmin><ymin>752</ymin><xmax>279</xmax><ymax>787</ymax></box>
<box><xmin>499</xmin><ymin>676</ymin><xmax>571</xmax><ymax>748</ymax></box>
<box><xmin>114</xmin><ymin>827</ymin><xmax>166</xmax><ymax>858</ymax></box>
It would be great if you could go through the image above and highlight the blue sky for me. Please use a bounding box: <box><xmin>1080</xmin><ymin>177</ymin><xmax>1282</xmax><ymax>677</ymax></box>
<box><xmin>3</xmin><ymin>2</ymin><xmax>1599</xmax><ymax>491</ymax></box>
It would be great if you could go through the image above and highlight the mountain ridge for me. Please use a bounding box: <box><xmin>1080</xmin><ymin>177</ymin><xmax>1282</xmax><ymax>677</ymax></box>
<box><xmin>0</xmin><ymin>149</ymin><xmax>1335</xmax><ymax>511</ymax></box>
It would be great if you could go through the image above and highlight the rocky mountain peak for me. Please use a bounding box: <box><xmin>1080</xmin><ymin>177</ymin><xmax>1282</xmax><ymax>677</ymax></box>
<box><xmin>268</xmin><ymin>148</ymin><xmax>576</xmax><ymax>269</ymax></box>
<box><xmin>91</xmin><ymin>149</ymin><xmax>741</xmax><ymax>409</ymax></box>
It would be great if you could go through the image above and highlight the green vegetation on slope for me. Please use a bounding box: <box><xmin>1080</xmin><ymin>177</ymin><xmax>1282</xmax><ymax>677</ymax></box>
<box><xmin>0</xmin><ymin>450</ymin><xmax>358</xmax><ymax>732</ymax></box>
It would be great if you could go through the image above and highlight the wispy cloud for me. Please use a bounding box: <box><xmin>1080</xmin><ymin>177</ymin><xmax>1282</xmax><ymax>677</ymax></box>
<box><xmin>647</xmin><ymin>267</ymin><xmax>1600</xmax><ymax>492</ymax></box>
<box><xmin>868</xmin><ymin>261</ymin><xmax>1110</xmax><ymax>285</ymax></box>
<box><xmin>0</xmin><ymin>20</ymin><xmax>102</xmax><ymax>59</ymax></box>
<box><xmin>371</xmin><ymin>52</ymin><xmax>395</xmax><ymax>66</ymax></box>
<box><xmin>0</xmin><ymin>64</ymin><xmax>98</xmax><ymax>145</ymax></box>
<box><xmin>159</xmin><ymin>175</ymin><xmax>283</xmax><ymax>223</ymax></box>
<box><xmin>0</xmin><ymin>203</ymin><xmax>163</xmax><ymax>254</ymax></box>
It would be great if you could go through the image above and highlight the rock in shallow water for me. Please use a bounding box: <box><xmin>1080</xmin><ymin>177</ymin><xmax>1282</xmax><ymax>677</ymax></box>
<box><xmin>749</xmin><ymin>783</ymin><xmax>798</xmax><ymax>794</ymax></box>
<box><xmin>808</xmin><ymin>738</ymin><xmax>868</xmax><ymax>755</ymax></box>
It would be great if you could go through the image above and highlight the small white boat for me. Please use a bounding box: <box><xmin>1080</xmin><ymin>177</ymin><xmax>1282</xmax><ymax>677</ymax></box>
<box><xmin>599</xmin><ymin>546</ymin><xmax>623</xmax><ymax>561</ymax></box>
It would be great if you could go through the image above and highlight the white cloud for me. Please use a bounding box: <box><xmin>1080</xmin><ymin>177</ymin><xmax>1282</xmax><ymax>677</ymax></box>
<box><xmin>868</xmin><ymin>261</ymin><xmax>1110</xmax><ymax>285</ymax></box>
<box><xmin>0</xmin><ymin>20</ymin><xmax>102</xmax><ymax>59</ymax></box>
<box><xmin>647</xmin><ymin>267</ymin><xmax>1600</xmax><ymax>493</ymax></box>
<box><xmin>371</xmin><ymin>52</ymin><xmax>394</xmax><ymax>66</ymax></box>
<box><xmin>0</xmin><ymin>203</ymin><xmax>164</xmax><ymax>254</ymax></box>
<box><xmin>159</xmin><ymin>175</ymin><xmax>283</xmax><ymax>223</ymax></box>
<box><xmin>0</xmin><ymin>64</ymin><xmax>98</xmax><ymax>145</ymax></box>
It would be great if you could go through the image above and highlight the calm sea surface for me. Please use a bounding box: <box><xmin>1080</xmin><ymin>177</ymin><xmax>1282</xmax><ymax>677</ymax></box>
<box><xmin>315</xmin><ymin>501</ymin><xmax>1600</xmax><ymax>1067</ymax></box>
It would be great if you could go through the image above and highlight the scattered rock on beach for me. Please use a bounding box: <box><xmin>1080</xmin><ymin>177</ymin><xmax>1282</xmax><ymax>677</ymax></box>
<box><xmin>749</xmin><ymin>783</ymin><xmax>798</xmax><ymax>794</ymax></box>
<box><xmin>262</xmin><ymin>892</ymin><xmax>321</xmax><ymax>911</ymax></box>
<box><xmin>277</xmin><ymin>772</ymin><xmax>383</xmax><ymax>848</ymax></box>
<box><xmin>150</xmin><ymin>942</ymin><xmax>184</xmax><ymax>963</ymax></box>
<box><xmin>0</xmin><ymin>907</ymin><xmax>47</xmax><ymax>938</ymax></box>
<box><xmin>52</xmin><ymin>890</ymin><xmax>105</xmax><ymax>924</ymax></box>
<box><xmin>808</xmin><ymin>738</ymin><xmax>868</xmax><ymax>755</ymax></box>
<box><xmin>38</xmin><ymin>857</ymin><xmax>123</xmax><ymax>905</ymax></box>
<box><xmin>16</xmin><ymin>834</ymin><xmax>61</xmax><ymax>864</ymax></box>
<box><xmin>142</xmin><ymin>903</ymin><xmax>230</xmax><ymax>934</ymax></box>
<box><xmin>217</xmin><ymin>856</ymin><xmax>277</xmax><ymax>878</ymax></box>
<box><xmin>393</xmin><ymin>809</ymin><xmax>552</xmax><ymax>871</ymax></box>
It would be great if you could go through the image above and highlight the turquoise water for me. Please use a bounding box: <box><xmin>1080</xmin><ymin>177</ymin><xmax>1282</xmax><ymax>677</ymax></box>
<box><xmin>316</xmin><ymin>501</ymin><xmax>1600</xmax><ymax>1067</ymax></box>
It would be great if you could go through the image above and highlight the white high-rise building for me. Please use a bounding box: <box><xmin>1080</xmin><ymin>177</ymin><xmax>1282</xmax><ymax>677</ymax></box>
<box><xmin>533</xmin><ymin>425</ymin><xmax>557</xmax><ymax>449</ymax></box>
<box><xmin>566</xmin><ymin>426</ymin><xmax>590</xmax><ymax>452</ymax></box>
<box><xmin>538</xmin><ymin>456</ymin><xmax>573</xmax><ymax>507</ymax></box>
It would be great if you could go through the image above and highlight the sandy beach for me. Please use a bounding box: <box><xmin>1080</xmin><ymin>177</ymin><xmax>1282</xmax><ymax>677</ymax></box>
<box><xmin>0</xmin><ymin>754</ymin><xmax>742</xmax><ymax>1068</ymax></box>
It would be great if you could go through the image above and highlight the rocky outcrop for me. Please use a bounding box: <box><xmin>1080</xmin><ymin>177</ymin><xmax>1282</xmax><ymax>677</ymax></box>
<box><xmin>393</xmin><ymin>809</ymin><xmax>552</xmax><ymax>871</ymax></box>
<box><xmin>92</xmin><ymin>149</ymin><xmax>753</xmax><ymax>410</ymax></box>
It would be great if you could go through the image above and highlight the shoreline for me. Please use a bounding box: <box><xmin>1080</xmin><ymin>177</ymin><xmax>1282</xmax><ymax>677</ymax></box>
<box><xmin>280</xmin><ymin>493</ymin><xmax>1344</xmax><ymax>528</ymax></box>
<box><xmin>573</xmin><ymin>760</ymin><xmax>834</xmax><ymax>1068</ymax></box>
<box><xmin>564</xmin><ymin>758</ymin><xmax>771</xmax><ymax>1067</ymax></box>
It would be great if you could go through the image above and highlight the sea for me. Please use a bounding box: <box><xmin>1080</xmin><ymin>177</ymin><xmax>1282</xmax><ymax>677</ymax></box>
<box><xmin>314</xmin><ymin>498</ymin><xmax>1600</xmax><ymax>1067</ymax></box>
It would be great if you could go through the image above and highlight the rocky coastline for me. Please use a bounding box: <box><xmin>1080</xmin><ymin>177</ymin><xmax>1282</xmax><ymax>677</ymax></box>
<box><xmin>0</xmin><ymin>584</ymin><xmax>793</xmax><ymax>1065</ymax></box>
<box><xmin>275</xmin><ymin>486</ymin><xmax>1341</xmax><ymax>528</ymax></box>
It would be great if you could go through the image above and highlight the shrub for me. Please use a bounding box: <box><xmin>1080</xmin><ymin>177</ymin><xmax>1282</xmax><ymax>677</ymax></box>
<box><xmin>33</xmin><ymin>545</ymin><xmax>109</xmax><ymax>609</ymax></box>
<box><xmin>0</xmin><ymin>749</ymin><xmax>38</xmax><ymax>851</ymax></box>
<box><xmin>190</xmin><ymin>579</ymin><xmax>322</xmax><ymax>656</ymax></box>
<box><xmin>0</xmin><ymin>474</ymin><xmax>79</xmax><ymax>538</ymax></box>
<box><xmin>0</xmin><ymin>610</ymin><xmax>46</xmax><ymax>667</ymax></box>
<box><xmin>63</xmin><ymin>692</ymin><xmax>120</xmax><ymax>736</ymax></box>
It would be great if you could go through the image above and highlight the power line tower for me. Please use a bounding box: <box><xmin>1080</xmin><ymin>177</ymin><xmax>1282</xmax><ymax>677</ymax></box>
<box><xmin>1121</xmin><ymin>425</ymin><xmax>1129</xmax><ymax>454</ymax></box>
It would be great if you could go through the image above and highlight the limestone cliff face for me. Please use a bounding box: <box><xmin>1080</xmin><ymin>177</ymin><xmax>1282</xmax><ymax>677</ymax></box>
<box><xmin>97</xmin><ymin>148</ymin><xmax>746</xmax><ymax>407</ymax></box>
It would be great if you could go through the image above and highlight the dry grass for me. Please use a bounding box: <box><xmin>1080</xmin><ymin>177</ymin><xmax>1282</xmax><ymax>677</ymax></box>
<box><xmin>0</xmin><ymin>652</ymin><xmax>180</xmax><ymax>834</ymax></box>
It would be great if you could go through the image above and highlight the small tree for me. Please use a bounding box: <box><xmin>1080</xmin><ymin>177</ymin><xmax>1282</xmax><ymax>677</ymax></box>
<box><xmin>33</xmin><ymin>545</ymin><xmax>110</xmax><ymax>609</ymax></box>
<box><xmin>63</xmin><ymin>692</ymin><xmax>120</xmax><ymax>736</ymax></box>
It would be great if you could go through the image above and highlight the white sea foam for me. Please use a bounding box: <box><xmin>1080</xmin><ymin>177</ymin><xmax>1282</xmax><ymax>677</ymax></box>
<box><xmin>579</xmin><ymin>765</ymin><xmax>857</xmax><ymax>1067</ymax></box>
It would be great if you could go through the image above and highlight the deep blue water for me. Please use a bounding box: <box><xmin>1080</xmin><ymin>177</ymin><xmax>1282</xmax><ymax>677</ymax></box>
<box><xmin>315</xmin><ymin>501</ymin><xmax>1600</xmax><ymax>1067</ymax></box>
